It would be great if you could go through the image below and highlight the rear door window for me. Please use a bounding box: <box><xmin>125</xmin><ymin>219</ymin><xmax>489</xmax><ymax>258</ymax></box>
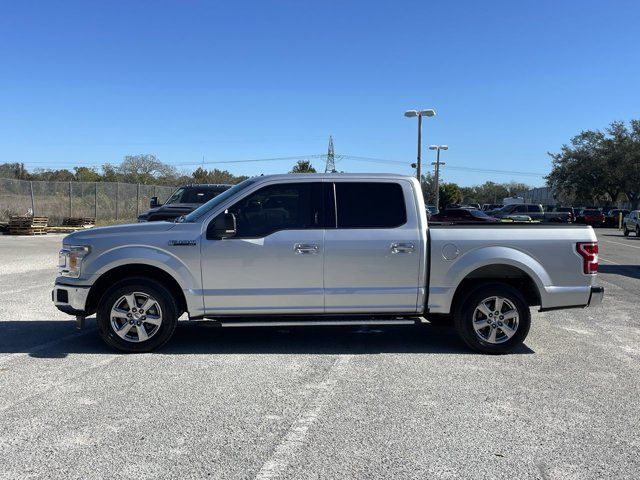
<box><xmin>334</xmin><ymin>182</ymin><xmax>406</xmax><ymax>228</ymax></box>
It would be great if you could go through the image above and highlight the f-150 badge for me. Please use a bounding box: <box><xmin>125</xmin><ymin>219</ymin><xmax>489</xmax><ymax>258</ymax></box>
<box><xmin>168</xmin><ymin>240</ymin><xmax>197</xmax><ymax>246</ymax></box>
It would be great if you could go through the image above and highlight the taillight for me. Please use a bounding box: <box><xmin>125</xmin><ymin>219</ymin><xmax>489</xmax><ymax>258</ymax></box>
<box><xmin>577</xmin><ymin>242</ymin><xmax>598</xmax><ymax>274</ymax></box>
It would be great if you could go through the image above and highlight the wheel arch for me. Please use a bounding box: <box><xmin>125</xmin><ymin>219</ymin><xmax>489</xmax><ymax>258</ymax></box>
<box><xmin>450</xmin><ymin>264</ymin><xmax>542</xmax><ymax>313</ymax></box>
<box><xmin>85</xmin><ymin>264</ymin><xmax>188</xmax><ymax>316</ymax></box>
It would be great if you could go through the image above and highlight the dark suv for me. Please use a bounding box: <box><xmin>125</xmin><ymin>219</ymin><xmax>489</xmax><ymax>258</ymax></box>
<box><xmin>138</xmin><ymin>184</ymin><xmax>231</xmax><ymax>222</ymax></box>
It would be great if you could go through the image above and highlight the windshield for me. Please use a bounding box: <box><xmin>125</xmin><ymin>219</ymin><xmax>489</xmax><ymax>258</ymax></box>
<box><xmin>469</xmin><ymin>209</ymin><xmax>491</xmax><ymax>218</ymax></box>
<box><xmin>165</xmin><ymin>186</ymin><xmax>228</xmax><ymax>204</ymax></box>
<box><xmin>182</xmin><ymin>179</ymin><xmax>256</xmax><ymax>222</ymax></box>
<box><xmin>165</xmin><ymin>187</ymin><xmax>186</xmax><ymax>204</ymax></box>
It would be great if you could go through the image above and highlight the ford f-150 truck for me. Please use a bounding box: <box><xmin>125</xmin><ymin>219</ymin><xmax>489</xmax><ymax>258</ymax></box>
<box><xmin>53</xmin><ymin>174</ymin><xmax>604</xmax><ymax>354</ymax></box>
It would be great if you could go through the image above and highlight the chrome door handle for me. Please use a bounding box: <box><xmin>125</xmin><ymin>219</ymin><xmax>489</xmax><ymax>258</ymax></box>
<box><xmin>294</xmin><ymin>243</ymin><xmax>319</xmax><ymax>254</ymax></box>
<box><xmin>391</xmin><ymin>242</ymin><xmax>414</xmax><ymax>254</ymax></box>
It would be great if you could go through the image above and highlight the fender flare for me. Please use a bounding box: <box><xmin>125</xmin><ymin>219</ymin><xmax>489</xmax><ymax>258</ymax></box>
<box><xmin>88</xmin><ymin>245</ymin><xmax>198</xmax><ymax>291</ymax></box>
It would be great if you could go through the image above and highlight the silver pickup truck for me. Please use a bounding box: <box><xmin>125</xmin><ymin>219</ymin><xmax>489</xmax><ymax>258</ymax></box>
<box><xmin>53</xmin><ymin>173</ymin><xmax>603</xmax><ymax>354</ymax></box>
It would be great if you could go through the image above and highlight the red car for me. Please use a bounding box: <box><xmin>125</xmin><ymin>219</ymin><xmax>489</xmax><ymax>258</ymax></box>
<box><xmin>431</xmin><ymin>208</ymin><xmax>499</xmax><ymax>223</ymax></box>
<box><xmin>578</xmin><ymin>209</ymin><xmax>605</xmax><ymax>227</ymax></box>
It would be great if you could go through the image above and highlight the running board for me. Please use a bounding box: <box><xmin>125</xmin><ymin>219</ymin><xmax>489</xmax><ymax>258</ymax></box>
<box><xmin>217</xmin><ymin>319</ymin><xmax>420</xmax><ymax>328</ymax></box>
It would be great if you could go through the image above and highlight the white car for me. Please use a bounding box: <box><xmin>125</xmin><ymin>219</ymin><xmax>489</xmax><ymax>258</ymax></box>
<box><xmin>623</xmin><ymin>210</ymin><xmax>640</xmax><ymax>236</ymax></box>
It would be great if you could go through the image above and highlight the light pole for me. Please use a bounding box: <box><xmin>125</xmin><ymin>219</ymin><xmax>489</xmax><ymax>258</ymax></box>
<box><xmin>404</xmin><ymin>109</ymin><xmax>436</xmax><ymax>181</ymax></box>
<box><xmin>429</xmin><ymin>145</ymin><xmax>448</xmax><ymax>212</ymax></box>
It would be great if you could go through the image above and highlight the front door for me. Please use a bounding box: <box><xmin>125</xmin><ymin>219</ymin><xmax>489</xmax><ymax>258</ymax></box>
<box><xmin>200</xmin><ymin>181</ymin><xmax>325</xmax><ymax>315</ymax></box>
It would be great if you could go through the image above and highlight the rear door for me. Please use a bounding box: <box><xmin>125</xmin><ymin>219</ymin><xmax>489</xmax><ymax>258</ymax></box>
<box><xmin>323</xmin><ymin>180</ymin><xmax>422</xmax><ymax>313</ymax></box>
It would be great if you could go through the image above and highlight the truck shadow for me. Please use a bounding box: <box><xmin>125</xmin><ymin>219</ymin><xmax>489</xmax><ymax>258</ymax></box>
<box><xmin>598</xmin><ymin>264</ymin><xmax>640</xmax><ymax>280</ymax></box>
<box><xmin>0</xmin><ymin>320</ymin><xmax>535</xmax><ymax>358</ymax></box>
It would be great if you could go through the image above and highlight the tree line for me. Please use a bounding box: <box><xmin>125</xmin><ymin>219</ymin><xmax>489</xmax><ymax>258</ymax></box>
<box><xmin>0</xmin><ymin>155</ymin><xmax>248</xmax><ymax>186</ymax></box>
<box><xmin>546</xmin><ymin>120</ymin><xmax>640</xmax><ymax>208</ymax></box>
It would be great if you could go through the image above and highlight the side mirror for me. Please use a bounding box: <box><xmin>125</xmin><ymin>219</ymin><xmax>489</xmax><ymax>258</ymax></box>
<box><xmin>207</xmin><ymin>212</ymin><xmax>237</xmax><ymax>239</ymax></box>
<box><xmin>150</xmin><ymin>196</ymin><xmax>159</xmax><ymax>208</ymax></box>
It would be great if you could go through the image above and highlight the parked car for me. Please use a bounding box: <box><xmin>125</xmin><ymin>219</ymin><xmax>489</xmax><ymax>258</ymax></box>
<box><xmin>576</xmin><ymin>209</ymin><xmax>605</xmax><ymax>227</ymax></box>
<box><xmin>553</xmin><ymin>207</ymin><xmax>576</xmax><ymax>223</ymax></box>
<box><xmin>623</xmin><ymin>210</ymin><xmax>640</xmax><ymax>236</ymax></box>
<box><xmin>430</xmin><ymin>208</ymin><xmax>499</xmax><ymax>223</ymax></box>
<box><xmin>605</xmin><ymin>209</ymin><xmax>630</xmax><ymax>227</ymax></box>
<box><xmin>53</xmin><ymin>173</ymin><xmax>603</xmax><ymax>354</ymax></box>
<box><xmin>138</xmin><ymin>184</ymin><xmax>231</xmax><ymax>222</ymax></box>
<box><xmin>425</xmin><ymin>205</ymin><xmax>438</xmax><ymax>219</ymax></box>
<box><xmin>491</xmin><ymin>204</ymin><xmax>571</xmax><ymax>223</ymax></box>
<box><xmin>482</xmin><ymin>204</ymin><xmax>503</xmax><ymax>211</ymax></box>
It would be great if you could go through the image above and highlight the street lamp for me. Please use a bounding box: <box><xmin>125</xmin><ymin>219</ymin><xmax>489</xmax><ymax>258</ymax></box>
<box><xmin>404</xmin><ymin>109</ymin><xmax>436</xmax><ymax>181</ymax></box>
<box><xmin>429</xmin><ymin>145</ymin><xmax>448</xmax><ymax>212</ymax></box>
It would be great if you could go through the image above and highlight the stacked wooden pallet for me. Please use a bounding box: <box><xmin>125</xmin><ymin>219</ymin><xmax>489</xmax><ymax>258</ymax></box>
<box><xmin>62</xmin><ymin>217</ymin><xmax>96</xmax><ymax>227</ymax></box>
<box><xmin>9</xmin><ymin>216</ymin><xmax>49</xmax><ymax>235</ymax></box>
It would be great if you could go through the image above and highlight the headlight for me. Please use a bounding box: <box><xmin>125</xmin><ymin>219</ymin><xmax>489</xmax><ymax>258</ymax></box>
<box><xmin>58</xmin><ymin>246</ymin><xmax>90</xmax><ymax>278</ymax></box>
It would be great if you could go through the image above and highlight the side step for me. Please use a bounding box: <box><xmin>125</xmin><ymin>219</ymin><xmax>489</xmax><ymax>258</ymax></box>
<box><xmin>216</xmin><ymin>318</ymin><xmax>421</xmax><ymax>328</ymax></box>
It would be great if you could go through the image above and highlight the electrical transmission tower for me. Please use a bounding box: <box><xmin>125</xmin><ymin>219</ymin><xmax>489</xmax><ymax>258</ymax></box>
<box><xmin>325</xmin><ymin>136</ymin><xmax>337</xmax><ymax>173</ymax></box>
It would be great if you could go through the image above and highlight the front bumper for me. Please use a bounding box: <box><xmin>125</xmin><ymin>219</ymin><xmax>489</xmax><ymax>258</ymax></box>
<box><xmin>588</xmin><ymin>286</ymin><xmax>604</xmax><ymax>307</ymax></box>
<box><xmin>52</xmin><ymin>283</ymin><xmax>90</xmax><ymax>316</ymax></box>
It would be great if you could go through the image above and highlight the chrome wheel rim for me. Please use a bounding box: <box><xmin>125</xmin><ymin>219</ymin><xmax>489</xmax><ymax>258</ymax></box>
<box><xmin>110</xmin><ymin>292</ymin><xmax>162</xmax><ymax>343</ymax></box>
<box><xmin>472</xmin><ymin>296</ymin><xmax>519</xmax><ymax>344</ymax></box>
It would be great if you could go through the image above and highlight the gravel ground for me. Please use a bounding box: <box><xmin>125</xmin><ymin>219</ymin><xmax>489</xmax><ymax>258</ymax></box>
<box><xmin>0</xmin><ymin>229</ymin><xmax>638</xmax><ymax>479</ymax></box>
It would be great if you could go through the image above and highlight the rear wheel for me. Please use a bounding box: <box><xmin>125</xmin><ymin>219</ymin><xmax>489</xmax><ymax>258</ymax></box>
<box><xmin>454</xmin><ymin>283</ymin><xmax>531</xmax><ymax>354</ymax></box>
<box><xmin>97</xmin><ymin>277</ymin><xmax>178</xmax><ymax>353</ymax></box>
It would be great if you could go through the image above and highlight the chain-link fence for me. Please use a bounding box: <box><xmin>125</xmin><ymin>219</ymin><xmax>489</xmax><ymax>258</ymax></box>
<box><xmin>0</xmin><ymin>178</ymin><xmax>176</xmax><ymax>225</ymax></box>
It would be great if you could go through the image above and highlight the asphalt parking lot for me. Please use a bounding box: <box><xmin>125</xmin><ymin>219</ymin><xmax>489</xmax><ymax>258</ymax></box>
<box><xmin>0</xmin><ymin>228</ymin><xmax>638</xmax><ymax>479</ymax></box>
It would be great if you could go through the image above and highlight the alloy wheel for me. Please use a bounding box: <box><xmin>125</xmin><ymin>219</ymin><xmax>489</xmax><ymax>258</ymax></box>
<box><xmin>110</xmin><ymin>292</ymin><xmax>163</xmax><ymax>343</ymax></box>
<box><xmin>472</xmin><ymin>296</ymin><xmax>519</xmax><ymax>344</ymax></box>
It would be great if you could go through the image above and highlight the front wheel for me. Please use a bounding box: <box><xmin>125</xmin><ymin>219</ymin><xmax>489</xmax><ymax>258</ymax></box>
<box><xmin>454</xmin><ymin>283</ymin><xmax>531</xmax><ymax>354</ymax></box>
<box><xmin>96</xmin><ymin>277</ymin><xmax>179</xmax><ymax>352</ymax></box>
<box><xmin>636</xmin><ymin>225</ymin><xmax>640</xmax><ymax>237</ymax></box>
<box><xmin>623</xmin><ymin>225</ymin><xmax>629</xmax><ymax>236</ymax></box>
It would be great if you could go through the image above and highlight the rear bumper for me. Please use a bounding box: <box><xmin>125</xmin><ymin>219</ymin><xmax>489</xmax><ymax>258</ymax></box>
<box><xmin>537</xmin><ymin>285</ymin><xmax>603</xmax><ymax>312</ymax></box>
<box><xmin>52</xmin><ymin>283</ymin><xmax>90</xmax><ymax>316</ymax></box>
<box><xmin>588</xmin><ymin>286</ymin><xmax>604</xmax><ymax>307</ymax></box>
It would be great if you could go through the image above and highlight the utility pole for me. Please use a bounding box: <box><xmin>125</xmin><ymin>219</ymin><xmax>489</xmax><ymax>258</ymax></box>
<box><xmin>430</xmin><ymin>145</ymin><xmax>448</xmax><ymax>211</ymax></box>
<box><xmin>404</xmin><ymin>109</ymin><xmax>436</xmax><ymax>182</ymax></box>
<box><xmin>325</xmin><ymin>136</ymin><xmax>336</xmax><ymax>173</ymax></box>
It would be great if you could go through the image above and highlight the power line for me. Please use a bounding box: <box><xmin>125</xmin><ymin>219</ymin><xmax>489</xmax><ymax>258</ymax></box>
<box><xmin>341</xmin><ymin>155</ymin><xmax>546</xmax><ymax>177</ymax></box>
<box><xmin>15</xmin><ymin>152</ymin><xmax>548</xmax><ymax>177</ymax></box>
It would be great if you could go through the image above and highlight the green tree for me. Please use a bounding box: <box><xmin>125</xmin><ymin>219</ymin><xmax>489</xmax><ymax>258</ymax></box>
<box><xmin>420</xmin><ymin>172</ymin><xmax>436</xmax><ymax>205</ymax></box>
<box><xmin>30</xmin><ymin>168</ymin><xmax>74</xmax><ymax>181</ymax></box>
<box><xmin>439</xmin><ymin>182</ymin><xmax>463</xmax><ymax>208</ymax></box>
<box><xmin>74</xmin><ymin>166</ymin><xmax>101</xmax><ymax>182</ymax></box>
<box><xmin>546</xmin><ymin>120</ymin><xmax>640</xmax><ymax>208</ymax></box>
<box><xmin>290</xmin><ymin>160</ymin><xmax>316</xmax><ymax>173</ymax></box>
<box><xmin>0</xmin><ymin>162</ymin><xmax>28</xmax><ymax>180</ymax></box>
<box><xmin>192</xmin><ymin>167</ymin><xmax>248</xmax><ymax>184</ymax></box>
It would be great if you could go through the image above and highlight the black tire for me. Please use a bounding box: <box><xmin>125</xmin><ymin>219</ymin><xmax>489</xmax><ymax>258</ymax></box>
<box><xmin>453</xmin><ymin>282</ymin><xmax>531</xmax><ymax>354</ymax></box>
<box><xmin>636</xmin><ymin>226</ymin><xmax>640</xmax><ymax>237</ymax></box>
<box><xmin>623</xmin><ymin>226</ymin><xmax>629</xmax><ymax>236</ymax></box>
<box><xmin>96</xmin><ymin>277</ymin><xmax>179</xmax><ymax>353</ymax></box>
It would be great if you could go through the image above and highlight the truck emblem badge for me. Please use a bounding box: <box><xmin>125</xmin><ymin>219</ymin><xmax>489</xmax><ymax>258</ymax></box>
<box><xmin>168</xmin><ymin>240</ymin><xmax>197</xmax><ymax>246</ymax></box>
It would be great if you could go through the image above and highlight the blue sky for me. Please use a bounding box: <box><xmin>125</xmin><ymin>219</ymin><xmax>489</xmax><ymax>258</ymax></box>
<box><xmin>1</xmin><ymin>0</ymin><xmax>639</xmax><ymax>186</ymax></box>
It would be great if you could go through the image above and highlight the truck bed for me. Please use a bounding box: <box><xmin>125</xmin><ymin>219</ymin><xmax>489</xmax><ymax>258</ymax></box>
<box><xmin>426</xmin><ymin>223</ymin><xmax>597</xmax><ymax>314</ymax></box>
